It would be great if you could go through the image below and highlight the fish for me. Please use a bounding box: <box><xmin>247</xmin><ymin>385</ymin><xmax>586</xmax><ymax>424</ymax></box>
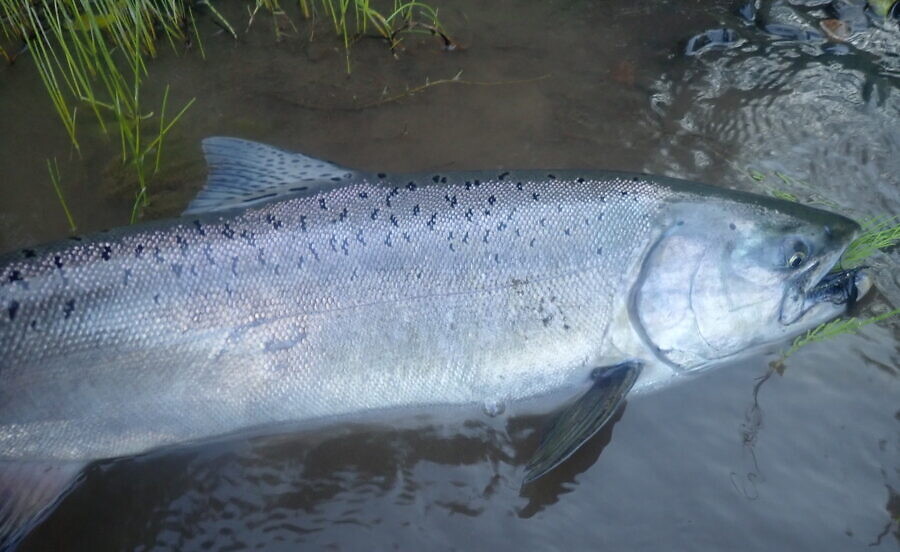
<box><xmin>0</xmin><ymin>137</ymin><xmax>871</xmax><ymax>548</ymax></box>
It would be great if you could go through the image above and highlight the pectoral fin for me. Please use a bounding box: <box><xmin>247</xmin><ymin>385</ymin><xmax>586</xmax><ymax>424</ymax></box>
<box><xmin>524</xmin><ymin>361</ymin><xmax>642</xmax><ymax>484</ymax></box>
<box><xmin>0</xmin><ymin>460</ymin><xmax>84</xmax><ymax>550</ymax></box>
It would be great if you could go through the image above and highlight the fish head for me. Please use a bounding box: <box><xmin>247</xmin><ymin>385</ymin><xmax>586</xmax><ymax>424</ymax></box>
<box><xmin>631</xmin><ymin>192</ymin><xmax>870</xmax><ymax>370</ymax></box>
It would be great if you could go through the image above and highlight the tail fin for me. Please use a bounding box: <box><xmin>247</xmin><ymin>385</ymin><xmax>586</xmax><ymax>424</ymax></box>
<box><xmin>0</xmin><ymin>461</ymin><xmax>84</xmax><ymax>551</ymax></box>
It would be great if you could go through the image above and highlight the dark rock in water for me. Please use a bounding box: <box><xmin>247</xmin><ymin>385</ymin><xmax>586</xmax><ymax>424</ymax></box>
<box><xmin>763</xmin><ymin>23</ymin><xmax>826</xmax><ymax>41</ymax></box>
<box><xmin>738</xmin><ymin>0</ymin><xmax>759</xmax><ymax>23</ymax></box>
<box><xmin>890</xmin><ymin>1</ymin><xmax>900</xmax><ymax>22</ymax></box>
<box><xmin>685</xmin><ymin>28</ymin><xmax>741</xmax><ymax>56</ymax></box>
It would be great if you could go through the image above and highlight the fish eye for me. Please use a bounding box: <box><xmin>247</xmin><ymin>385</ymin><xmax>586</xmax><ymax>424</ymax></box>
<box><xmin>788</xmin><ymin>251</ymin><xmax>806</xmax><ymax>268</ymax></box>
<box><xmin>786</xmin><ymin>239</ymin><xmax>810</xmax><ymax>269</ymax></box>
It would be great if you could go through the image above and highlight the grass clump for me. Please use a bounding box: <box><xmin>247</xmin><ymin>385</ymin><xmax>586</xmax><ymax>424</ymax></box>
<box><xmin>1</xmin><ymin>0</ymin><xmax>449</xmax><ymax>222</ymax></box>
<box><xmin>839</xmin><ymin>216</ymin><xmax>900</xmax><ymax>269</ymax></box>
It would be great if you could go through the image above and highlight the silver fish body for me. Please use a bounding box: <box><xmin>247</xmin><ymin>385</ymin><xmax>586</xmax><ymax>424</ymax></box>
<box><xmin>0</xmin><ymin>138</ymin><xmax>868</xmax><ymax>547</ymax></box>
<box><xmin>1</xmin><ymin>170</ymin><xmax>678</xmax><ymax>461</ymax></box>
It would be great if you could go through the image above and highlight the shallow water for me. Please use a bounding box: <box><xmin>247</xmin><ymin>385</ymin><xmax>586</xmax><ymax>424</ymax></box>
<box><xmin>1</xmin><ymin>0</ymin><xmax>898</xmax><ymax>549</ymax></box>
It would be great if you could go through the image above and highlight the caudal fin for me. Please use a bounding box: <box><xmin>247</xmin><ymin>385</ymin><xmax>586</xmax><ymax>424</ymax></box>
<box><xmin>0</xmin><ymin>460</ymin><xmax>84</xmax><ymax>551</ymax></box>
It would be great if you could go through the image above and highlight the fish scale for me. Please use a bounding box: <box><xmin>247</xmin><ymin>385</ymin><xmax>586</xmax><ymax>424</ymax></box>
<box><xmin>1</xmin><ymin>171</ymin><xmax>665</xmax><ymax>462</ymax></box>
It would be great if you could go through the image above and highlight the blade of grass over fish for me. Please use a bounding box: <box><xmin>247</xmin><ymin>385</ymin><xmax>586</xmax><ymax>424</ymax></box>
<box><xmin>46</xmin><ymin>158</ymin><xmax>77</xmax><ymax>232</ymax></box>
<box><xmin>840</xmin><ymin>216</ymin><xmax>900</xmax><ymax>269</ymax></box>
<box><xmin>777</xmin><ymin>309</ymin><xmax>900</xmax><ymax>365</ymax></box>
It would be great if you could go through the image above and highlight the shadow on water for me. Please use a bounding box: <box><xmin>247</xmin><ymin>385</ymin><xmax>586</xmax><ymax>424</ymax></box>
<box><xmin>22</xmin><ymin>402</ymin><xmax>627</xmax><ymax>550</ymax></box>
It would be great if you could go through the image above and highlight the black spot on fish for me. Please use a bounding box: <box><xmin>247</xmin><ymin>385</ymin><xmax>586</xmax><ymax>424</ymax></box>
<box><xmin>329</xmin><ymin>235</ymin><xmax>338</xmax><ymax>253</ymax></box>
<box><xmin>54</xmin><ymin>256</ymin><xmax>63</xmax><ymax>269</ymax></box>
<box><xmin>63</xmin><ymin>299</ymin><xmax>75</xmax><ymax>319</ymax></box>
<box><xmin>529</xmin><ymin>238</ymin><xmax>536</xmax><ymax>247</ymax></box>
<box><xmin>597</xmin><ymin>247</ymin><xmax>603</xmax><ymax>255</ymax></box>
<box><xmin>390</xmin><ymin>214</ymin><xmax>399</xmax><ymax>227</ymax></box>
<box><xmin>258</xmin><ymin>249</ymin><xmax>267</xmax><ymax>265</ymax></box>
<box><xmin>298</xmin><ymin>255</ymin><xmax>305</xmax><ymax>268</ymax></box>
<box><xmin>621</xmin><ymin>191</ymin><xmax>628</xmax><ymax>196</ymax></box>
<box><xmin>243</xmin><ymin>193</ymin><xmax>277</xmax><ymax>203</ymax></box>
<box><xmin>483</xmin><ymin>230</ymin><xmax>490</xmax><ymax>243</ymax></box>
<box><xmin>465</xmin><ymin>208</ymin><xmax>474</xmax><ymax>222</ymax></box>
<box><xmin>8</xmin><ymin>271</ymin><xmax>23</xmax><ymax>284</ymax></box>
<box><xmin>494</xmin><ymin>253</ymin><xmax>500</xmax><ymax>264</ymax></box>
<box><xmin>123</xmin><ymin>269</ymin><xmax>131</xmax><ymax>286</ymax></box>
<box><xmin>300</xmin><ymin>215</ymin><xmax>308</xmax><ymax>232</ymax></box>
<box><xmin>540</xmin><ymin>218</ymin><xmax>547</xmax><ymax>227</ymax></box>
<box><xmin>532</xmin><ymin>192</ymin><xmax>540</xmax><ymax>201</ymax></box>
<box><xmin>413</xmin><ymin>205</ymin><xmax>421</xmax><ymax>216</ymax></box>
<box><xmin>222</xmin><ymin>225</ymin><xmax>235</xmax><ymax>239</ymax></box>
<box><xmin>309</xmin><ymin>244</ymin><xmax>320</xmax><ymax>262</ymax></box>
<box><xmin>22</xmin><ymin>249</ymin><xmax>35</xmax><ymax>258</ymax></box>
<box><xmin>516</xmin><ymin>182</ymin><xmax>524</xmax><ymax>191</ymax></box>
<box><xmin>240</xmin><ymin>230</ymin><xmax>255</xmax><ymax>246</ymax></box>
<box><xmin>677</xmin><ymin>220</ymin><xmax>684</xmax><ymax>226</ymax></box>
<box><xmin>338</xmin><ymin>208</ymin><xmax>349</xmax><ymax>222</ymax></box>
<box><xmin>440</xmin><ymin>177</ymin><xmax>447</xmax><ymax>184</ymax></box>
<box><xmin>407</xmin><ymin>182</ymin><xmax>417</xmax><ymax>191</ymax></box>
<box><xmin>377</xmin><ymin>173</ymin><xmax>387</xmax><ymax>179</ymax></box>
<box><xmin>474</xmin><ymin>179</ymin><xmax>481</xmax><ymax>187</ymax></box>
<box><xmin>69</xmin><ymin>236</ymin><xmax>83</xmax><ymax>242</ymax></box>
<box><xmin>497</xmin><ymin>222</ymin><xmax>507</xmax><ymax>231</ymax></box>
<box><xmin>499</xmin><ymin>172</ymin><xmax>509</xmax><ymax>181</ymax></box>
<box><xmin>488</xmin><ymin>195</ymin><xmax>496</xmax><ymax>206</ymax></box>
<box><xmin>564</xmin><ymin>228</ymin><xmax>571</xmax><ymax>236</ymax></box>
<box><xmin>449</xmin><ymin>243</ymin><xmax>455</xmax><ymax>252</ymax></box>
<box><xmin>341</xmin><ymin>238</ymin><xmax>349</xmax><ymax>255</ymax></box>
<box><xmin>576</xmin><ymin>177</ymin><xmax>585</xmax><ymax>184</ymax></box>
<box><xmin>464</xmin><ymin>181</ymin><xmax>472</xmax><ymax>190</ymax></box>
<box><xmin>358</xmin><ymin>191</ymin><xmax>369</xmax><ymax>199</ymax></box>
<box><xmin>101</xmin><ymin>246</ymin><xmax>112</xmax><ymax>261</ymax></box>
<box><xmin>30</xmin><ymin>320</ymin><xmax>37</xmax><ymax>331</ymax></box>
<box><xmin>402</xmin><ymin>232</ymin><xmax>411</xmax><ymax>243</ymax></box>
<box><xmin>542</xmin><ymin>315</ymin><xmax>553</xmax><ymax>327</ymax></box>
<box><xmin>548</xmin><ymin>174</ymin><xmax>556</xmax><ymax>180</ymax></box>
<box><xmin>231</xmin><ymin>257</ymin><xmax>239</xmax><ymax>276</ymax></box>
<box><xmin>330</xmin><ymin>177</ymin><xmax>341</xmax><ymax>182</ymax></box>
<box><xmin>319</xmin><ymin>198</ymin><xmax>327</xmax><ymax>210</ymax></box>
<box><xmin>176</xmin><ymin>236</ymin><xmax>189</xmax><ymax>254</ymax></box>
<box><xmin>427</xmin><ymin>213</ymin><xmax>437</xmax><ymax>230</ymax></box>
<box><xmin>371</xmin><ymin>208</ymin><xmax>379</xmax><ymax>220</ymax></box>
<box><xmin>483</xmin><ymin>209</ymin><xmax>492</xmax><ymax>216</ymax></box>
<box><xmin>171</xmin><ymin>263</ymin><xmax>183</xmax><ymax>277</ymax></box>
<box><xmin>632</xmin><ymin>177</ymin><xmax>639</xmax><ymax>182</ymax></box>
<box><xmin>356</xmin><ymin>229</ymin><xmax>366</xmax><ymax>246</ymax></box>
<box><xmin>153</xmin><ymin>294</ymin><xmax>160</xmax><ymax>305</ymax></box>
<box><xmin>7</xmin><ymin>301</ymin><xmax>19</xmax><ymax>321</ymax></box>
<box><xmin>193</xmin><ymin>220</ymin><xmax>206</xmax><ymax>236</ymax></box>
<box><xmin>384</xmin><ymin>233</ymin><xmax>393</xmax><ymax>247</ymax></box>
<box><xmin>729</xmin><ymin>223</ymin><xmax>736</xmax><ymax>230</ymax></box>
<box><xmin>289</xmin><ymin>186</ymin><xmax>308</xmax><ymax>192</ymax></box>
<box><xmin>432</xmin><ymin>175</ymin><xmax>440</xmax><ymax>183</ymax></box>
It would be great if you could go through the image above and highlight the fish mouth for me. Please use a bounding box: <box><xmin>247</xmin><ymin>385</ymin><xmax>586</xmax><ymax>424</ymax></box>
<box><xmin>779</xmin><ymin>260</ymin><xmax>872</xmax><ymax>325</ymax></box>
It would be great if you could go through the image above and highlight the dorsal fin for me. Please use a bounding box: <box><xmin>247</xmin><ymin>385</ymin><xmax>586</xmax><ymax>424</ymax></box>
<box><xmin>183</xmin><ymin>137</ymin><xmax>359</xmax><ymax>215</ymax></box>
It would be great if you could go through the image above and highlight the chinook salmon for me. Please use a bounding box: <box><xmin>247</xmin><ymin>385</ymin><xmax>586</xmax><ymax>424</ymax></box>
<box><xmin>0</xmin><ymin>138</ymin><xmax>871</xmax><ymax>548</ymax></box>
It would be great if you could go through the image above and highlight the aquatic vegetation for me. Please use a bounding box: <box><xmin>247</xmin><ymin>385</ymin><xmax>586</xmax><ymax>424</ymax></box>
<box><xmin>46</xmin><ymin>157</ymin><xmax>76</xmax><ymax>231</ymax></box>
<box><xmin>773</xmin><ymin>308</ymin><xmax>900</xmax><ymax>370</ymax></box>
<box><xmin>0</xmin><ymin>0</ymin><xmax>448</xmax><ymax>221</ymax></box>
<box><xmin>839</xmin><ymin>216</ymin><xmax>900</xmax><ymax>269</ymax></box>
